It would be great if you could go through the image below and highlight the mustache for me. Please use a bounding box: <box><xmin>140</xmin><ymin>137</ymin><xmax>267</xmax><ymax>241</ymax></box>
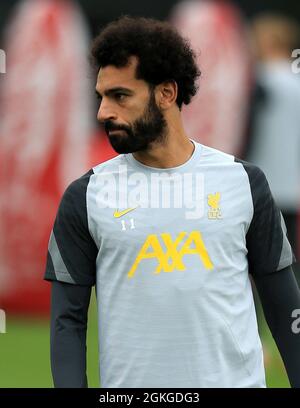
<box><xmin>104</xmin><ymin>121</ymin><xmax>130</xmax><ymax>133</ymax></box>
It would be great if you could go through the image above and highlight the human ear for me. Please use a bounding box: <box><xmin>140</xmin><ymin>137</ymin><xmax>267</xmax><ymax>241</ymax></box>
<box><xmin>156</xmin><ymin>80</ymin><xmax>178</xmax><ymax>109</ymax></box>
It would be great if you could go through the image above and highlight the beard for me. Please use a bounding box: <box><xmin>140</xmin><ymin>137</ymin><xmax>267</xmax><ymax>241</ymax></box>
<box><xmin>104</xmin><ymin>89</ymin><xmax>167</xmax><ymax>154</ymax></box>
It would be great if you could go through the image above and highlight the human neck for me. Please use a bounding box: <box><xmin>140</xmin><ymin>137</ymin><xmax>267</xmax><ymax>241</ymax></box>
<box><xmin>132</xmin><ymin>128</ymin><xmax>194</xmax><ymax>169</ymax></box>
<box><xmin>131</xmin><ymin>111</ymin><xmax>194</xmax><ymax>169</ymax></box>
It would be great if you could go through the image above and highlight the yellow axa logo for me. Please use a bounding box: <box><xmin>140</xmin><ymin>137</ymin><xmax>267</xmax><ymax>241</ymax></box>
<box><xmin>113</xmin><ymin>207</ymin><xmax>138</xmax><ymax>218</ymax></box>
<box><xmin>127</xmin><ymin>230</ymin><xmax>214</xmax><ymax>278</ymax></box>
<box><xmin>208</xmin><ymin>192</ymin><xmax>222</xmax><ymax>219</ymax></box>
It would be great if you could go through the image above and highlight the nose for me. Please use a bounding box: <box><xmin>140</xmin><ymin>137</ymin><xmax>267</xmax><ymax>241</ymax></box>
<box><xmin>97</xmin><ymin>99</ymin><xmax>117</xmax><ymax>123</ymax></box>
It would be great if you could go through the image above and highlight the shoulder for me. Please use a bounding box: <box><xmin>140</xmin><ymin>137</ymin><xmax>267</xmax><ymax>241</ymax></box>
<box><xmin>197</xmin><ymin>144</ymin><xmax>268</xmax><ymax>183</ymax></box>
<box><xmin>235</xmin><ymin>160</ymin><xmax>277</xmax><ymax>228</ymax></box>
<box><xmin>60</xmin><ymin>155</ymin><xmax>127</xmax><ymax>211</ymax></box>
<box><xmin>92</xmin><ymin>154</ymin><xmax>127</xmax><ymax>175</ymax></box>
<box><xmin>234</xmin><ymin>158</ymin><xmax>267</xmax><ymax>182</ymax></box>
<box><xmin>233</xmin><ymin>158</ymin><xmax>271</xmax><ymax>202</ymax></box>
<box><xmin>64</xmin><ymin>154</ymin><xmax>125</xmax><ymax>197</ymax></box>
<box><xmin>56</xmin><ymin>169</ymin><xmax>97</xmax><ymax>224</ymax></box>
<box><xmin>66</xmin><ymin>168</ymin><xmax>94</xmax><ymax>191</ymax></box>
<box><xmin>197</xmin><ymin>143</ymin><xmax>235</xmax><ymax>164</ymax></box>
<box><xmin>61</xmin><ymin>169</ymin><xmax>95</xmax><ymax>207</ymax></box>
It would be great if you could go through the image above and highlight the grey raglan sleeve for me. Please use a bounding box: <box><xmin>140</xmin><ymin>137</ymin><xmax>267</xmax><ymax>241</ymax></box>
<box><xmin>236</xmin><ymin>159</ymin><xmax>296</xmax><ymax>277</ymax></box>
<box><xmin>44</xmin><ymin>169</ymin><xmax>98</xmax><ymax>286</ymax></box>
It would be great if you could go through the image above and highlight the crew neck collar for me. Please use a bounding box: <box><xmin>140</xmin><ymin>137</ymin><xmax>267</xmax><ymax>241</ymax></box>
<box><xmin>125</xmin><ymin>139</ymin><xmax>201</xmax><ymax>172</ymax></box>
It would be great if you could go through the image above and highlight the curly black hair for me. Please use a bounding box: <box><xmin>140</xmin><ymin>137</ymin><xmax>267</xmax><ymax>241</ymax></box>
<box><xmin>90</xmin><ymin>16</ymin><xmax>201</xmax><ymax>109</ymax></box>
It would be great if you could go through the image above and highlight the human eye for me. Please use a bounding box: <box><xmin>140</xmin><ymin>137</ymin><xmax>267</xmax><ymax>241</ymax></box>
<box><xmin>114</xmin><ymin>93</ymin><xmax>127</xmax><ymax>102</ymax></box>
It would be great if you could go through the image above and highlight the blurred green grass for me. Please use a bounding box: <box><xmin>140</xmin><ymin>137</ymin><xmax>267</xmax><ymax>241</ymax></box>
<box><xmin>0</xmin><ymin>289</ymin><xmax>100</xmax><ymax>388</ymax></box>
<box><xmin>0</xmin><ymin>288</ymin><xmax>290</xmax><ymax>388</ymax></box>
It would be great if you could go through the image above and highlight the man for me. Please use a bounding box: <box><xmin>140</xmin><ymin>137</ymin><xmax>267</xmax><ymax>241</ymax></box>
<box><xmin>44</xmin><ymin>16</ymin><xmax>300</xmax><ymax>388</ymax></box>
<box><xmin>246</xmin><ymin>13</ymin><xmax>300</xmax><ymax>280</ymax></box>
